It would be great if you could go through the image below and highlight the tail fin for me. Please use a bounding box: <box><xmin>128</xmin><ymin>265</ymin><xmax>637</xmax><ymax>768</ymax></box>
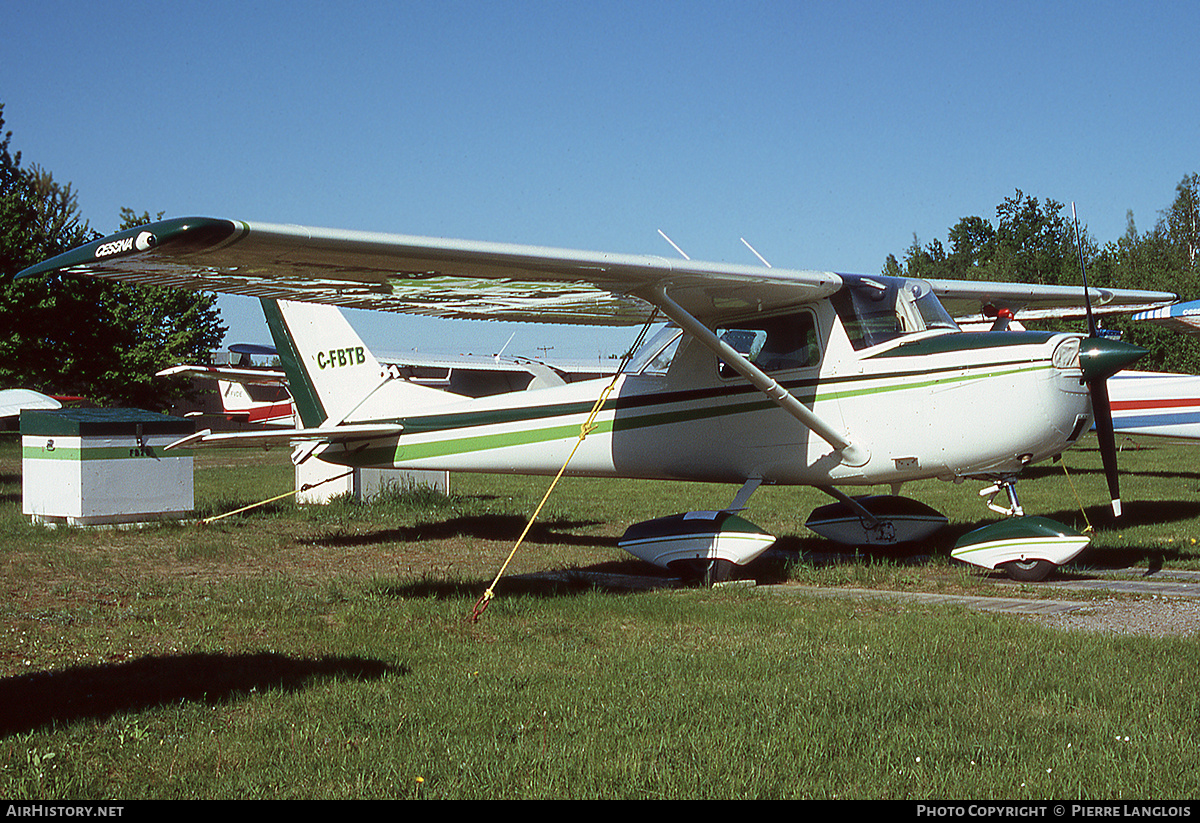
<box><xmin>217</xmin><ymin>380</ymin><xmax>254</xmax><ymax>414</ymax></box>
<box><xmin>261</xmin><ymin>299</ymin><xmax>451</xmax><ymax>427</ymax></box>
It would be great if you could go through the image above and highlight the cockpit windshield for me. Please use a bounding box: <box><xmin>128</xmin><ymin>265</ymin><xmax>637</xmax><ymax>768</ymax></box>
<box><xmin>622</xmin><ymin>325</ymin><xmax>683</xmax><ymax>375</ymax></box>
<box><xmin>831</xmin><ymin>275</ymin><xmax>958</xmax><ymax>350</ymax></box>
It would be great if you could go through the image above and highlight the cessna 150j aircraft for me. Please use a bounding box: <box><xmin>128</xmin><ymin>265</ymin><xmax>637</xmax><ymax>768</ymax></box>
<box><xmin>16</xmin><ymin>217</ymin><xmax>1179</xmax><ymax>582</ymax></box>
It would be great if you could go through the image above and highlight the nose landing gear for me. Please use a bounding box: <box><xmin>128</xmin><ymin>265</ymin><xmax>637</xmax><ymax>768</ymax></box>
<box><xmin>952</xmin><ymin>478</ymin><xmax>1089</xmax><ymax>582</ymax></box>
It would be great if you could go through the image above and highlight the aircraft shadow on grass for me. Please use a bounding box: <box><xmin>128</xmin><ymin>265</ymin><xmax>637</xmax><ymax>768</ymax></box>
<box><xmin>371</xmin><ymin>562</ymin><xmax>680</xmax><ymax>602</ymax></box>
<box><xmin>314</xmin><ymin>496</ymin><xmax>1200</xmax><ymax>599</ymax></box>
<box><xmin>776</xmin><ymin>496</ymin><xmax>1200</xmax><ymax>579</ymax></box>
<box><xmin>1023</xmin><ymin>443</ymin><xmax>1200</xmax><ymax>484</ymax></box>
<box><xmin>0</xmin><ymin>652</ymin><xmax>404</xmax><ymax>738</ymax></box>
<box><xmin>310</xmin><ymin>514</ymin><xmax>614</xmax><ymax>550</ymax></box>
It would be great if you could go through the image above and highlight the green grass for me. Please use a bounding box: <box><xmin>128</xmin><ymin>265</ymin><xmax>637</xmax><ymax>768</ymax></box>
<box><xmin>0</xmin><ymin>434</ymin><xmax>1198</xmax><ymax>798</ymax></box>
<box><xmin>2</xmin><ymin>587</ymin><xmax>1197</xmax><ymax>799</ymax></box>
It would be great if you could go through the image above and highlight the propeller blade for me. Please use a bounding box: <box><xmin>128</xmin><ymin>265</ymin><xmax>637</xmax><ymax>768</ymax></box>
<box><xmin>1087</xmin><ymin>375</ymin><xmax>1122</xmax><ymax>517</ymax></box>
<box><xmin>1079</xmin><ymin>338</ymin><xmax>1147</xmax><ymax>517</ymax></box>
<box><xmin>1071</xmin><ymin>204</ymin><xmax>1148</xmax><ymax>518</ymax></box>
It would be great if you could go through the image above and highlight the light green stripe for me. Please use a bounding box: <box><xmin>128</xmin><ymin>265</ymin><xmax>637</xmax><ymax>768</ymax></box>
<box><xmin>399</xmin><ymin>419</ymin><xmax>615</xmax><ymax>461</ymax></box>
<box><xmin>823</xmin><ymin>362</ymin><xmax>1049</xmax><ymax>402</ymax></box>
<box><xmin>22</xmin><ymin>446</ymin><xmax>193</xmax><ymax>461</ymax></box>
<box><xmin>952</xmin><ymin>537</ymin><xmax>1080</xmax><ymax>558</ymax></box>
<box><xmin>391</xmin><ymin>395</ymin><xmax>790</xmax><ymax>463</ymax></box>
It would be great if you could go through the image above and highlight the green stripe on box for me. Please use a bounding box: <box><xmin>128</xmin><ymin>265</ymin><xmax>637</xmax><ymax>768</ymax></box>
<box><xmin>23</xmin><ymin>446</ymin><xmax>193</xmax><ymax>461</ymax></box>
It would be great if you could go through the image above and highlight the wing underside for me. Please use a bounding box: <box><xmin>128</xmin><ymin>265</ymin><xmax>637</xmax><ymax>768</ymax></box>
<box><xmin>17</xmin><ymin>217</ymin><xmax>843</xmax><ymax>324</ymax></box>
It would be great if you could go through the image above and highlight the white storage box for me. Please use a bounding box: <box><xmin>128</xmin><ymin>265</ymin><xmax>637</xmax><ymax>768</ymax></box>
<box><xmin>21</xmin><ymin>408</ymin><xmax>195</xmax><ymax>526</ymax></box>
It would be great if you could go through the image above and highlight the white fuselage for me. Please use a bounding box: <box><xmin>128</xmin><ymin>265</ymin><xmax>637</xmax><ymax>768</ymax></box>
<box><xmin>316</xmin><ymin>300</ymin><xmax>1094</xmax><ymax>489</ymax></box>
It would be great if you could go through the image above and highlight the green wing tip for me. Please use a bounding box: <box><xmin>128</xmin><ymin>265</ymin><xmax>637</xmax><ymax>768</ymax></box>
<box><xmin>14</xmin><ymin>217</ymin><xmax>242</xmax><ymax>280</ymax></box>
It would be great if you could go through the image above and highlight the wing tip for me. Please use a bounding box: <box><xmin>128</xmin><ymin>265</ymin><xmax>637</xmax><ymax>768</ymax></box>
<box><xmin>14</xmin><ymin>217</ymin><xmax>242</xmax><ymax>280</ymax></box>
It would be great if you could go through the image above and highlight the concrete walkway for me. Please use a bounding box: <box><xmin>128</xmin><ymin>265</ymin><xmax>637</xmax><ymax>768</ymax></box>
<box><xmin>528</xmin><ymin>570</ymin><xmax>1094</xmax><ymax>615</ymax></box>
<box><xmin>525</xmin><ymin>565</ymin><xmax>1199</xmax><ymax>617</ymax></box>
<box><xmin>759</xmin><ymin>584</ymin><xmax>1090</xmax><ymax>615</ymax></box>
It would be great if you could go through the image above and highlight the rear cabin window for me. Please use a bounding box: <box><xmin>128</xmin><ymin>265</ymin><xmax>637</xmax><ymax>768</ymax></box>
<box><xmin>716</xmin><ymin>312</ymin><xmax>818</xmax><ymax>378</ymax></box>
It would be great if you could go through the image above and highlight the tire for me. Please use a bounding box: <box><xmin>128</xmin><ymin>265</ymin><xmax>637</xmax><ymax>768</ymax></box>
<box><xmin>702</xmin><ymin>559</ymin><xmax>735</xmax><ymax>586</ymax></box>
<box><xmin>667</xmin><ymin>558</ymin><xmax>736</xmax><ymax>586</ymax></box>
<box><xmin>1002</xmin><ymin>558</ymin><xmax>1054</xmax><ymax>582</ymax></box>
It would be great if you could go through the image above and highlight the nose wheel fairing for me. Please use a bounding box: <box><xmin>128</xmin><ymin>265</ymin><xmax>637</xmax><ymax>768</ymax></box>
<box><xmin>951</xmin><ymin>516</ymin><xmax>1089</xmax><ymax>580</ymax></box>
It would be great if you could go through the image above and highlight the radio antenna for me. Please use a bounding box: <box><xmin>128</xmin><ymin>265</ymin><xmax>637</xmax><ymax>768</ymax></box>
<box><xmin>1072</xmin><ymin>202</ymin><xmax>1096</xmax><ymax>336</ymax></box>
<box><xmin>740</xmin><ymin>237</ymin><xmax>772</xmax><ymax>268</ymax></box>
<box><xmin>657</xmin><ymin>229</ymin><xmax>690</xmax><ymax>260</ymax></box>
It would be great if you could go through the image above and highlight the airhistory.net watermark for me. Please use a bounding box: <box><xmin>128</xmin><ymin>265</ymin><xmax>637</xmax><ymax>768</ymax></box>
<box><xmin>5</xmin><ymin>807</ymin><xmax>124</xmax><ymax>817</ymax></box>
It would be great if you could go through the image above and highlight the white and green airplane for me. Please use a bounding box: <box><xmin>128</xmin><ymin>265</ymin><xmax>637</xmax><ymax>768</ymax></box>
<box><xmin>17</xmin><ymin>217</ymin><xmax>1178</xmax><ymax>582</ymax></box>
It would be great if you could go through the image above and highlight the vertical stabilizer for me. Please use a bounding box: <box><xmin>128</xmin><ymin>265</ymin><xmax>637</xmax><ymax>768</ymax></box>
<box><xmin>261</xmin><ymin>299</ymin><xmax>451</xmax><ymax>427</ymax></box>
<box><xmin>218</xmin><ymin>380</ymin><xmax>255</xmax><ymax>414</ymax></box>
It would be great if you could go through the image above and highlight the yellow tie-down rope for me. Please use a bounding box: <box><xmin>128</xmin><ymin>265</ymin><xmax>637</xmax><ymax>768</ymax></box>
<box><xmin>1059</xmin><ymin>460</ymin><xmax>1095</xmax><ymax>535</ymax></box>
<box><xmin>202</xmin><ymin>468</ymin><xmax>355</xmax><ymax>524</ymax></box>
<box><xmin>470</xmin><ymin>312</ymin><xmax>658</xmax><ymax>623</ymax></box>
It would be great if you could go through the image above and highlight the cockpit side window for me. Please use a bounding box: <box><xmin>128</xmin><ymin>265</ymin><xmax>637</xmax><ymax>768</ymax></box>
<box><xmin>623</xmin><ymin>325</ymin><xmax>683</xmax><ymax>376</ymax></box>
<box><xmin>831</xmin><ymin>275</ymin><xmax>958</xmax><ymax>350</ymax></box>
<box><xmin>716</xmin><ymin>312</ymin><xmax>818</xmax><ymax>378</ymax></box>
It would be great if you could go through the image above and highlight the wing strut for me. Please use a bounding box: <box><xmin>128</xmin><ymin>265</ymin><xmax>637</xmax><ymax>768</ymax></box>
<box><xmin>647</xmin><ymin>285</ymin><xmax>870</xmax><ymax>467</ymax></box>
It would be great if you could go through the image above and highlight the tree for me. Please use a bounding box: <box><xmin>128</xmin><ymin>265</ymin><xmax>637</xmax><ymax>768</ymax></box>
<box><xmin>883</xmin><ymin>181</ymin><xmax>1200</xmax><ymax>374</ymax></box>
<box><xmin>900</xmin><ymin>234</ymin><xmax>951</xmax><ymax>280</ymax></box>
<box><xmin>946</xmin><ymin>214</ymin><xmax>996</xmax><ymax>277</ymax></box>
<box><xmin>988</xmin><ymin>190</ymin><xmax>1076</xmax><ymax>285</ymax></box>
<box><xmin>1161</xmin><ymin>173</ymin><xmax>1199</xmax><ymax>275</ymax></box>
<box><xmin>0</xmin><ymin>104</ymin><xmax>94</xmax><ymax>275</ymax></box>
<box><xmin>1091</xmin><ymin>194</ymin><xmax>1200</xmax><ymax>374</ymax></box>
<box><xmin>0</xmin><ymin>103</ymin><xmax>226</xmax><ymax>409</ymax></box>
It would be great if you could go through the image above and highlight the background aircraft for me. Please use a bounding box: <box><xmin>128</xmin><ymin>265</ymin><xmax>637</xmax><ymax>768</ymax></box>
<box><xmin>1103</xmin><ymin>371</ymin><xmax>1200</xmax><ymax>441</ymax></box>
<box><xmin>158</xmin><ymin>342</ymin><xmax>617</xmax><ymax>427</ymax></box>
<box><xmin>0</xmin><ymin>388</ymin><xmax>61</xmax><ymax>431</ymax></box>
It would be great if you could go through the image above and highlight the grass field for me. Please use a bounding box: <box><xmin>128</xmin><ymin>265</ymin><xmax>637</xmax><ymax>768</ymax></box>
<box><xmin>0</xmin><ymin>434</ymin><xmax>1197</xmax><ymax>799</ymax></box>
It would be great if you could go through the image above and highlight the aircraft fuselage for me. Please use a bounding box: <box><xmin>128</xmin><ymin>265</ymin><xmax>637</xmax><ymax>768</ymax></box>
<box><xmin>312</xmin><ymin>299</ymin><xmax>1094</xmax><ymax>490</ymax></box>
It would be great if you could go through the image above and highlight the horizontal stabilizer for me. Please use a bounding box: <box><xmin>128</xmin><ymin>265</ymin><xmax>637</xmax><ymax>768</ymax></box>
<box><xmin>156</xmin><ymin>364</ymin><xmax>287</xmax><ymax>385</ymax></box>
<box><xmin>166</xmin><ymin>422</ymin><xmax>404</xmax><ymax>451</ymax></box>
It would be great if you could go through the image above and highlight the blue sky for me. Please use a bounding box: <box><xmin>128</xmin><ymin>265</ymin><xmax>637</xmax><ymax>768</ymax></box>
<box><xmin>6</xmin><ymin>0</ymin><xmax>1199</xmax><ymax>360</ymax></box>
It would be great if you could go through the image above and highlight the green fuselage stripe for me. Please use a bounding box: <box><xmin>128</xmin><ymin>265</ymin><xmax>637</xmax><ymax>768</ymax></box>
<box><xmin>828</xmin><ymin>361</ymin><xmax>1051</xmax><ymax>401</ymax></box>
<box><xmin>381</xmin><ymin>355</ymin><xmax>1050</xmax><ymax>434</ymax></box>
<box><xmin>326</xmin><ymin>354</ymin><xmax>1052</xmax><ymax>467</ymax></box>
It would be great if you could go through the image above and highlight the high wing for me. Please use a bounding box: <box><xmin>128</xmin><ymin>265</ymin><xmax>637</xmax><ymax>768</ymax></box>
<box><xmin>1131</xmin><ymin>298</ymin><xmax>1200</xmax><ymax>336</ymax></box>
<box><xmin>156</xmin><ymin>363</ymin><xmax>288</xmax><ymax>385</ymax></box>
<box><xmin>0</xmin><ymin>388</ymin><xmax>61</xmax><ymax>421</ymax></box>
<box><xmin>17</xmin><ymin>217</ymin><xmax>1177</xmax><ymax>324</ymax></box>
<box><xmin>926</xmin><ymin>279</ymin><xmax>1177</xmax><ymax>321</ymax></box>
<box><xmin>15</xmin><ymin>217</ymin><xmax>843</xmax><ymax>324</ymax></box>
